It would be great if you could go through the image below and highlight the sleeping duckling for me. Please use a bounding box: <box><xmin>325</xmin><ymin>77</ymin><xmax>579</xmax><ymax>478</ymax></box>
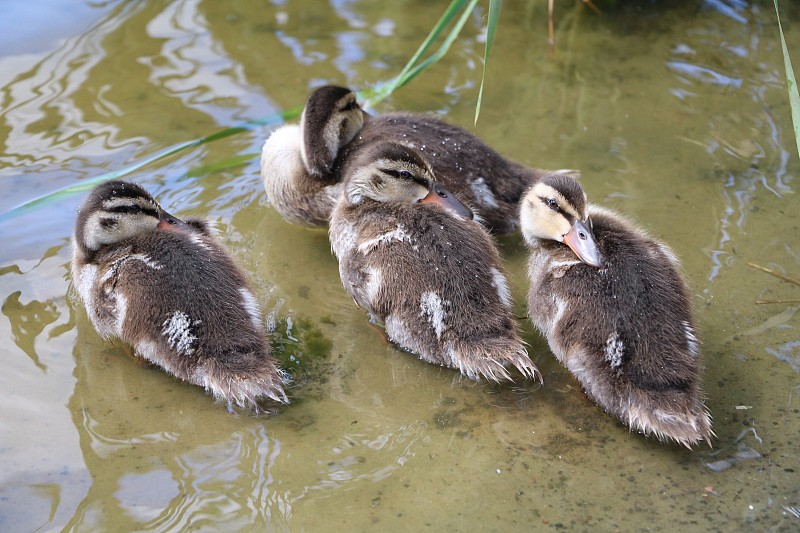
<box><xmin>260</xmin><ymin>85</ymin><xmax>366</xmax><ymax>225</ymax></box>
<box><xmin>519</xmin><ymin>174</ymin><xmax>712</xmax><ymax>447</ymax></box>
<box><xmin>71</xmin><ymin>180</ymin><xmax>287</xmax><ymax>412</ymax></box>
<box><xmin>261</xmin><ymin>84</ymin><xmax>569</xmax><ymax>233</ymax></box>
<box><xmin>330</xmin><ymin>142</ymin><xmax>539</xmax><ymax>382</ymax></box>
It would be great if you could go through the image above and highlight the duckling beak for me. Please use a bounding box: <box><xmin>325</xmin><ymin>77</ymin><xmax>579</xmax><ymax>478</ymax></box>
<box><xmin>419</xmin><ymin>182</ymin><xmax>474</xmax><ymax>220</ymax></box>
<box><xmin>157</xmin><ymin>210</ymin><xmax>193</xmax><ymax>232</ymax></box>
<box><xmin>563</xmin><ymin>219</ymin><xmax>604</xmax><ymax>268</ymax></box>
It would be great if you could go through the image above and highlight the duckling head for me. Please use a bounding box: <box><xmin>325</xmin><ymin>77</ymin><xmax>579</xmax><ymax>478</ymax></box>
<box><xmin>75</xmin><ymin>180</ymin><xmax>190</xmax><ymax>253</ymax></box>
<box><xmin>300</xmin><ymin>85</ymin><xmax>366</xmax><ymax>178</ymax></box>
<box><xmin>520</xmin><ymin>174</ymin><xmax>604</xmax><ymax>268</ymax></box>
<box><xmin>343</xmin><ymin>142</ymin><xmax>473</xmax><ymax>220</ymax></box>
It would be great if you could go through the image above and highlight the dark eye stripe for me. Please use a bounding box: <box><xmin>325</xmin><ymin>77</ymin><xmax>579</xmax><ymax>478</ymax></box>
<box><xmin>382</xmin><ymin>167</ymin><xmax>428</xmax><ymax>187</ymax></box>
<box><xmin>109</xmin><ymin>204</ymin><xmax>158</xmax><ymax>217</ymax></box>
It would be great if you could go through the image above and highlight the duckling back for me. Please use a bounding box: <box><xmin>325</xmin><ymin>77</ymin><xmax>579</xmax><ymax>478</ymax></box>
<box><xmin>526</xmin><ymin>206</ymin><xmax>711</xmax><ymax>447</ymax></box>
<box><xmin>331</xmin><ymin>200</ymin><xmax>538</xmax><ymax>382</ymax></box>
<box><xmin>338</xmin><ymin>112</ymin><xmax>546</xmax><ymax>234</ymax></box>
<box><xmin>72</xmin><ymin>182</ymin><xmax>287</xmax><ymax>412</ymax></box>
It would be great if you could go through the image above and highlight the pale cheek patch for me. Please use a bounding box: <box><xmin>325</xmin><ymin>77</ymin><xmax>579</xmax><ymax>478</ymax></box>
<box><xmin>490</xmin><ymin>268</ymin><xmax>511</xmax><ymax>308</ymax></box>
<box><xmin>605</xmin><ymin>331</ymin><xmax>624</xmax><ymax>369</ymax></box>
<box><xmin>162</xmin><ymin>311</ymin><xmax>200</xmax><ymax>356</ymax></box>
<box><xmin>419</xmin><ymin>291</ymin><xmax>447</xmax><ymax>339</ymax></box>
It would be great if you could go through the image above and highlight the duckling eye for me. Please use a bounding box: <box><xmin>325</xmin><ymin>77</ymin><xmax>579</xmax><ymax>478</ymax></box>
<box><xmin>398</xmin><ymin>170</ymin><xmax>414</xmax><ymax>180</ymax></box>
<box><xmin>547</xmin><ymin>198</ymin><xmax>559</xmax><ymax>211</ymax></box>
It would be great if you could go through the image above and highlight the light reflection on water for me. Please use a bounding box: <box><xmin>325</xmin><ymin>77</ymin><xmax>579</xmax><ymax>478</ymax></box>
<box><xmin>1</xmin><ymin>0</ymin><xmax>799</xmax><ymax>531</ymax></box>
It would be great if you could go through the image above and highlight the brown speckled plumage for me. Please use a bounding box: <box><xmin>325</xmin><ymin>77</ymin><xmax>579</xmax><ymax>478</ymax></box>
<box><xmin>330</xmin><ymin>143</ymin><xmax>539</xmax><ymax>382</ymax></box>
<box><xmin>72</xmin><ymin>181</ymin><xmax>287</xmax><ymax>412</ymax></box>
<box><xmin>521</xmin><ymin>176</ymin><xmax>712</xmax><ymax>447</ymax></box>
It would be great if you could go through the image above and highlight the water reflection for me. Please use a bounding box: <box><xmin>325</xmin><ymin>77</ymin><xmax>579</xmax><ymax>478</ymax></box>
<box><xmin>1</xmin><ymin>0</ymin><xmax>800</xmax><ymax>531</ymax></box>
<box><xmin>66</xmin><ymin>317</ymin><xmax>287</xmax><ymax>530</ymax></box>
<box><xmin>64</xmin><ymin>292</ymin><xmax>437</xmax><ymax>530</ymax></box>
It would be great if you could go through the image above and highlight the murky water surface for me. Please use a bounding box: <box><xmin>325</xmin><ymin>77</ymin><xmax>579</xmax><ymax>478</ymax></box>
<box><xmin>1</xmin><ymin>1</ymin><xmax>799</xmax><ymax>531</ymax></box>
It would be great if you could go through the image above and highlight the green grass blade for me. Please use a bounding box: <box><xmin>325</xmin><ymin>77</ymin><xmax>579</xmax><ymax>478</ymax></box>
<box><xmin>774</xmin><ymin>0</ymin><xmax>800</xmax><ymax>159</ymax></box>
<box><xmin>186</xmin><ymin>153</ymin><xmax>254</xmax><ymax>178</ymax></box>
<box><xmin>0</xmin><ymin>109</ymin><xmax>298</xmax><ymax>221</ymax></box>
<box><xmin>1</xmin><ymin>0</ymin><xmax>480</xmax><ymax>221</ymax></box>
<box><xmin>388</xmin><ymin>0</ymin><xmax>468</xmax><ymax>92</ymax></box>
<box><xmin>475</xmin><ymin>0</ymin><xmax>503</xmax><ymax>125</ymax></box>
<box><xmin>363</xmin><ymin>0</ymin><xmax>474</xmax><ymax>106</ymax></box>
<box><xmin>383</xmin><ymin>0</ymin><xmax>480</xmax><ymax>96</ymax></box>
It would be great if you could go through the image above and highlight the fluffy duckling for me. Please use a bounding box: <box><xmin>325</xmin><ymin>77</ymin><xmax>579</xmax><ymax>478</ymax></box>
<box><xmin>520</xmin><ymin>174</ymin><xmax>712</xmax><ymax>447</ymax></box>
<box><xmin>261</xmin><ymin>85</ymin><xmax>366</xmax><ymax>225</ymax></box>
<box><xmin>330</xmin><ymin>142</ymin><xmax>539</xmax><ymax>382</ymax></box>
<box><xmin>261</xmin><ymin>84</ymin><xmax>568</xmax><ymax>233</ymax></box>
<box><xmin>71</xmin><ymin>180</ymin><xmax>287</xmax><ymax>412</ymax></box>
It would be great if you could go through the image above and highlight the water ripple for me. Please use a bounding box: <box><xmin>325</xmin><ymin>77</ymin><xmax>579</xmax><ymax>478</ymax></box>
<box><xmin>667</xmin><ymin>61</ymin><xmax>743</xmax><ymax>88</ymax></box>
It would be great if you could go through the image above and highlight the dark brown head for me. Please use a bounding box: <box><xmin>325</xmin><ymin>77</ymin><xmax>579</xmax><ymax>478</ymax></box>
<box><xmin>300</xmin><ymin>85</ymin><xmax>366</xmax><ymax>178</ymax></box>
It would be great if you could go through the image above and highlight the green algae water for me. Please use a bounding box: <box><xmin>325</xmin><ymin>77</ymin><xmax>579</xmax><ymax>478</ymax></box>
<box><xmin>1</xmin><ymin>1</ymin><xmax>799</xmax><ymax>531</ymax></box>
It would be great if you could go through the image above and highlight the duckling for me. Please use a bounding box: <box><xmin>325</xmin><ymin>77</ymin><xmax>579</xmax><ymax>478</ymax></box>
<box><xmin>260</xmin><ymin>85</ymin><xmax>366</xmax><ymax>225</ymax></box>
<box><xmin>71</xmin><ymin>180</ymin><xmax>287</xmax><ymax>412</ymax></box>
<box><xmin>519</xmin><ymin>173</ymin><xmax>712</xmax><ymax>447</ymax></box>
<box><xmin>330</xmin><ymin>141</ymin><xmax>539</xmax><ymax>382</ymax></box>
<box><xmin>261</xmin><ymin>84</ymin><xmax>569</xmax><ymax>233</ymax></box>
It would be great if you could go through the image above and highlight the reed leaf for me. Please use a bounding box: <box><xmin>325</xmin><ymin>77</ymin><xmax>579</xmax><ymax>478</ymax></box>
<box><xmin>186</xmin><ymin>153</ymin><xmax>255</xmax><ymax>178</ymax></box>
<box><xmin>363</xmin><ymin>0</ymin><xmax>479</xmax><ymax>107</ymax></box>
<box><xmin>0</xmin><ymin>108</ymin><xmax>299</xmax><ymax>221</ymax></box>
<box><xmin>1</xmin><ymin>0</ymin><xmax>483</xmax><ymax>220</ymax></box>
<box><xmin>475</xmin><ymin>0</ymin><xmax>503</xmax><ymax>125</ymax></box>
<box><xmin>774</xmin><ymin>0</ymin><xmax>800</xmax><ymax>159</ymax></box>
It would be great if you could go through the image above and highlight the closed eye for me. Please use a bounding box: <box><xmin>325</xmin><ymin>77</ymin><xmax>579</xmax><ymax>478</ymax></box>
<box><xmin>115</xmin><ymin>204</ymin><xmax>142</xmax><ymax>214</ymax></box>
<box><xmin>382</xmin><ymin>168</ymin><xmax>415</xmax><ymax>180</ymax></box>
<box><xmin>110</xmin><ymin>204</ymin><xmax>157</xmax><ymax>217</ymax></box>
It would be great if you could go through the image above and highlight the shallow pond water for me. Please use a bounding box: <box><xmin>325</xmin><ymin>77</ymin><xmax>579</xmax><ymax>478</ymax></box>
<box><xmin>1</xmin><ymin>0</ymin><xmax>799</xmax><ymax>531</ymax></box>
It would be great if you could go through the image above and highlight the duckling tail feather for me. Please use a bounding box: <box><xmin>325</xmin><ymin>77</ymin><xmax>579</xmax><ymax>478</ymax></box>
<box><xmin>447</xmin><ymin>339</ymin><xmax>541</xmax><ymax>384</ymax></box>
<box><xmin>195</xmin><ymin>355</ymin><xmax>289</xmax><ymax>412</ymax></box>
<box><xmin>624</xmin><ymin>394</ymin><xmax>714</xmax><ymax>449</ymax></box>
